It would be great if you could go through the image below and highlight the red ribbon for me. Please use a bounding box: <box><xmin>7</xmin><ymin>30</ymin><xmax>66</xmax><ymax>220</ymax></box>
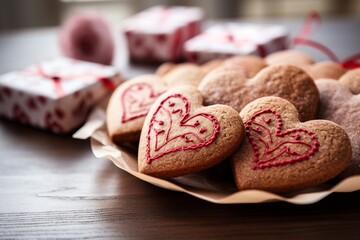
<box><xmin>225</xmin><ymin>33</ymin><xmax>267</xmax><ymax>57</ymax></box>
<box><xmin>25</xmin><ymin>64</ymin><xmax>116</xmax><ymax>98</ymax></box>
<box><xmin>34</xmin><ymin>65</ymin><xmax>66</xmax><ymax>97</ymax></box>
<box><xmin>292</xmin><ymin>11</ymin><xmax>360</xmax><ymax>70</ymax></box>
<box><xmin>295</xmin><ymin>11</ymin><xmax>321</xmax><ymax>40</ymax></box>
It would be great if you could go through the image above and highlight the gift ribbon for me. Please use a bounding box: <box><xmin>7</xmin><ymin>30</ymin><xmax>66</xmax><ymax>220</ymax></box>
<box><xmin>25</xmin><ymin>64</ymin><xmax>116</xmax><ymax>98</ymax></box>
<box><xmin>226</xmin><ymin>34</ymin><xmax>267</xmax><ymax>57</ymax></box>
<box><xmin>203</xmin><ymin>30</ymin><xmax>269</xmax><ymax>57</ymax></box>
<box><xmin>159</xmin><ymin>6</ymin><xmax>170</xmax><ymax>23</ymax></box>
<box><xmin>33</xmin><ymin>64</ymin><xmax>66</xmax><ymax>97</ymax></box>
<box><xmin>291</xmin><ymin>11</ymin><xmax>360</xmax><ymax>69</ymax></box>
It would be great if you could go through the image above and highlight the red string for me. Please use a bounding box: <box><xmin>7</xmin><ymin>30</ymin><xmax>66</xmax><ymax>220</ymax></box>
<box><xmin>341</xmin><ymin>53</ymin><xmax>360</xmax><ymax>69</ymax></box>
<box><xmin>27</xmin><ymin>65</ymin><xmax>117</xmax><ymax>98</ymax></box>
<box><xmin>51</xmin><ymin>76</ymin><xmax>66</xmax><ymax>97</ymax></box>
<box><xmin>98</xmin><ymin>77</ymin><xmax>116</xmax><ymax>90</ymax></box>
<box><xmin>292</xmin><ymin>37</ymin><xmax>339</xmax><ymax>62</ymax></box>
<box><xmin>296</xmin><ymin>11</ymin><xmax>321</xmax><ymax>40</ymax></box>
<box><xmin>292</xmin><ymin>11</ymin><xmax>360</xmax><ymax>70</ymax></box>
<box><xmin>34</xmin><ymin>65</ymin><xmax>66</xmax><ymax>98</ymax></box>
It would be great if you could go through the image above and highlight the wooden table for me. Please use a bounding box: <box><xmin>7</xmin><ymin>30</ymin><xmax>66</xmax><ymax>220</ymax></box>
<box><xmin>1</xmin><ymin>17</ymin><xmax>360</xmax><ymax>239</ymax></box>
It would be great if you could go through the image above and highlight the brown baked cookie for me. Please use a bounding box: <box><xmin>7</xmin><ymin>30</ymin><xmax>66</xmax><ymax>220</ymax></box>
<box><xmin>232</xmin><ymin>96</ymin><xmax>352</xmax><ymax>193</ymax></box>
<box><xmin>106</xmin><ymin>75</ymin><xmax>167</xmax><ymax>143</ymax></box>
<box><xmin>305</xmin><ymin>61</ymin><xmax>346</xmax><ymax>80</ymax></box>
<box><xmin>160</xmin><ymin>63</ymin><xmax>207</xmax><ymax>87</ymax></box>
<box><xmin>200</xmin><ymin>59</ymin><xmax>225</xmax><ymax>73</ymax></box>
<box><xmin>198</xmin><ymin>64</ymin><xmax>319</xmax><ymax>121</ymax></box>
<box><xmin>339</xmin><ymin>68</ymin><xmax>360</xmax><ymax>94</ymax></box>
<box><xmin>155</xmin><ymin>63</ymin><xmax>177</xmax><ymax>76</ymax></box>
<box><xmin>316</xmin><ymin>78</ymin><xmax>360</xmax><ymax>178</ymax></box>
<box><xmin>219</xmin><ymin>55</ymin><xmax>267</xmax><ymax>78</ymax></box>
<box><xmin>156</xmin><ymin>60</ymin><xmax>225</xmax><ymax>87</ymax></box>
<box><xmin>265</xmin><ymin>50</ymin><xmax>314</xmax><ymax>68</ymax></box>
<box><xmin>138</xmin><ymin>85</ymin><xmax>244</xmax><ymax>178</ymax></box>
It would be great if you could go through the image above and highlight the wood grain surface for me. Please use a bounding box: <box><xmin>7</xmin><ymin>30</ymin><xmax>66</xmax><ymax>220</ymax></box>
<box><xmin>1</xmin><ymin>18</ymin><xmax>360</xmax><ymax>239</ymax></box>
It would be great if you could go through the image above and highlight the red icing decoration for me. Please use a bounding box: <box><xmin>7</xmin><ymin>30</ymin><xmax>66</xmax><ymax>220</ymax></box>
<box><xmin>121</xmin><ymin>82</ymin><xmax>164</xmax><ymax>123</ymax></box>
<box><xmin>245</xmin><ymin>109</ymin><xmax>319</xmax><ymax>170</ymax></box>
<box><xmin>146</xmin><ymin>94</ymin><xmax>220</xmax><ymax>164</ymax></box>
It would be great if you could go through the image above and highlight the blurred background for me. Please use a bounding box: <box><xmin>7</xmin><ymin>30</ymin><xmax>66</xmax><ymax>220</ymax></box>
<box><xmin>0</xmin><ymin>0</ymin><xmax>359</xmax><ymax>31</ymax></box>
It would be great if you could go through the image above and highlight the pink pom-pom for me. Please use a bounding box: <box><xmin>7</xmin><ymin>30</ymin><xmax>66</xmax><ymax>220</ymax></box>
<box><xmin>59</xmin><ymin>13</ymin><xmax>114</xmax><ymax>65</ymax></box>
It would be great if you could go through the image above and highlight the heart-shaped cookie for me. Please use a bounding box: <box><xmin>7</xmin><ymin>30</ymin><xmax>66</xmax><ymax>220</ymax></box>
<box><xmin>138</xmin><ymin>85</ymin><xmax>244</xmax><ymax>178</ymax></box>
<box><xmin>265</xmin><ymin>50</ymin><xmax>346</xmax><ymax>80</ymax></box>
<box><xmin>198</xmin><ymin>64</ymin><xmax>319</xmax><ymax>121</ymax></box>
<box><xmin>265</xmin><ymin>50</ymin><xmax>314</xmax><ymax>67</ymax></box>
<box><xmin>232</xmin><ymin>96</ymin><xmax>352</xmax><ymax>193</ymax></box>
<box><xmin>121</xmin><ymin>82</ymin><xmax>160</xmax><ymax>123</ymax></box>
<box><xmin>339</xmin><ymin>68</ymin><xmax>360</xmax><ymax>94</ymax></box>
<box><xmin>156</xmin><ymin>61</ymin><xmax>223</xmax><ymax>87</ymax></box>
<box><xmin>219</xmin><ymin>55</ymin><xmax>267</xmax><ymax>78</ymax></box>
<box><xmin>316</xmin><ymin>77</ymin><xmax>360</xmax><ymax>178</ymax></box>
<box><xmin>304</xmin><ymin>61</ymin><xmax>346</xmax><ymax>80</ymax></box>
<box><xmin>106</xmin><ymin>75</ymin><xmax>167</xmax><ymax>143</ymax></box>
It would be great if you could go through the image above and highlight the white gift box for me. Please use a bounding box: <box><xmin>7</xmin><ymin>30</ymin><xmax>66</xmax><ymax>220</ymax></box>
<box><xmin>184</xmin><ymin>23</ymin><xmax>288</xmax><ymax>63</ymax></box>
<box><xmin>0</xmin><ymin>57</ymin><xmax>122</xmax><ymax>133</ymax></box>
<box><xmin>123</xmin><ymin>5</ymin><xmax>203</xmax><ymax>62</ymax></box>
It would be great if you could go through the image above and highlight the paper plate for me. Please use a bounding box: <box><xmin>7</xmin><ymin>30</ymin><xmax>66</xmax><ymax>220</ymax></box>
<box><xmin>74</xmin><ymin>108</ymin><xmax>360</xmax><ymax>205</ymax></box>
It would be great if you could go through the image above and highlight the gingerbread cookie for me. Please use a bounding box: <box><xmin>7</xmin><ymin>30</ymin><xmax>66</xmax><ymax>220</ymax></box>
<box><xmin>219</xmin><ymin>55</ymin><xmax>267</xmax><ymax>78</ymax></box>
<box><xmin>106</xmin><ymin>75</ymin><xmax>167</xmax><ymax>143</ymax></box>
<box><xmin>266</xmin><ymin>50</ymin><xmax>346</xmax><ymax>80</ymax></box>
<box><xmin>304</xmin><ymin>61</ymin><xmax>346</xmax><ymax>80</ymax></box>
<box><xmin>316</xmin><ymin>78</ymin><xmax>360</xmax><ymax>178</ymax></box>
<box><xmin>138</xmin><ymin>85</ymin><xmax>244</xmax><ymax>178</ymax></box>
<box><xmin>339</xmin><ymin>68</ymin><xmax>360</xmax><ymax>94</ymax></box>
<box><xmin>265</xmin><ymin>50</ymin><xmax>314</xmax><ymax>68</ymax></box>
<box><xmin>199</xmin><ymin>64</ymin><xmax>319</xmax><ymax>121</ymax></box>
<box><xmin>160</xmin><ymin>63</ymin><xmax>206</xmax><ymax>87</ymax></box>
<box><xmin>200</xmin><ymin>59</ymin><xmax>225</xmax><ymax>73</ymax></box>
<box><xmin>232</xmin><ymin>96</ymin><xmax>352</xmax><ymax>193</ymax></box>
<box><xmin>155</xmin><ymin>62</ymin><xmax>178</xmax><ymax>76</ymax></box>
<box><xmin>156</xmin><ymin>60</ymin><xmax>225</xmax><ymax>87</ymax></box>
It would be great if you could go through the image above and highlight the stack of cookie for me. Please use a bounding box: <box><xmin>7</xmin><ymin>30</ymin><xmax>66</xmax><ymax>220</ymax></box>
<box><xmin>106</xmin><ymin>49</ymin><xmax>359</xmax><ymax>193</ymax></box>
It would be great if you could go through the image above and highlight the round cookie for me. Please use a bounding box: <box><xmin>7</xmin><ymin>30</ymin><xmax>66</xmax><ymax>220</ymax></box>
<box><xmin>305</xmin><ymin>61</ymin><xmax>346</xmax><ymax>80</ymax></box>
<box><xmin>316</xmin><ymin>78</ymin><xmax>360</xmax><ymax>178</ymax></box>
<box><xmin>155</xmin><ymin>63</ymin><xmax>177</xmax><ymax>76</ymax></box>
<box><xmin>200</xmin><ymin>59</ymin><xmax>225</xmax><ymax>73</ymax></box>
<box><xmin>220</xmin><ymin>55</ymin><xmax>267</xmax><ymax>78</ymax></box>
<box><xmin>106</xmin><ymin>75</ymin><xmax>167</xmax><ymax>143</ymax></box>
<box><xmin>232</xmin><ymin>96</ymin><xmax>352</xmax><ymax>193</ymax></box>
<box><xmin>156</xmin><ymin>60</ymin><xmax>225</xmax><ymax>87</ymax></box>
<box><xmin>339</xmin><ymin>68</ymin><xmax>360</xmax><ymax>94</ymax></box>
<box><xmin>161</xmin><ymin>63</ymin><xmax>207</xmax><ymax>87</ymax></box>
<box><xmin>138</xmin><ymin>85</ymin><xmax>245</xmax><ymax>178</ymax></box>
<box><xmin>265</xmin><ymin>50</ymin><xmax>314</xmax><ymax>68</ymax></box>
<box><xmin>198</xmin><ymin>64</ymin><xmax>319</xmax><ymax>121</ymax></box>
